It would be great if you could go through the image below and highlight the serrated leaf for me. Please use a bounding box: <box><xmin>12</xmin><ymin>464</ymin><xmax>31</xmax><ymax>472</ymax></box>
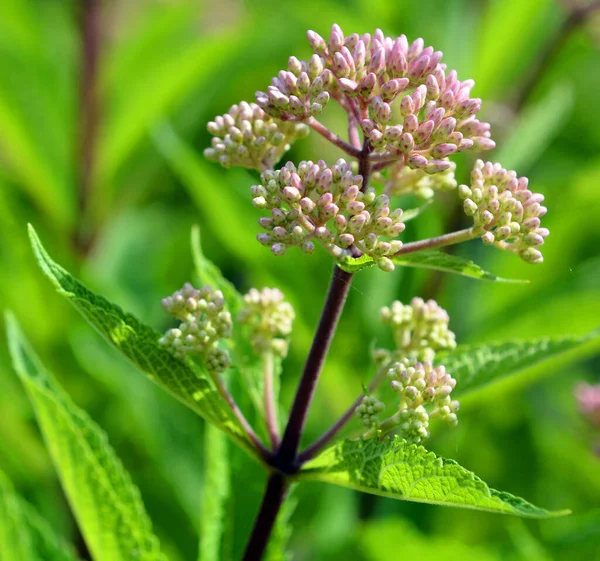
<box><xmin>0</xmin><ymin>469</ymin><xmax>81</xmax><ymax>561</ymax></box>
<box><xmin>338</xmin><ymin>250</ymin><xmax>527</xmax><ymax>281</ymax></box>
<box><xmin>299</xmin><ymin>436</ymin><xmax>568</xmax><ymax>518</ymax></box>
<box><xmin>393</xmin><ymin>251</ymin><xmax>528</xmax><ymax>282</ymax></box>
<box><xmin>198</xmin><ymin>424</ymin><xmax>230</xmax><ymax>561</ymax></box>
<box><xmin>5</xmin><ymin>313</ymin><xmax>167</xmax><ymax>561</ymax></box>
<box><xmin>437</xmin><ymin>329</ymin><xmax>600</xmax><ymax>397</ymax></box>
<box><xmin>27</xmin><ymin>224</ymin><xmax>257</xmax><ymax>459</ymax></box>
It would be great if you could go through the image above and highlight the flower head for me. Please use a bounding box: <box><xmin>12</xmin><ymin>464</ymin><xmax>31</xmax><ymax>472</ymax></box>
<box><xmin>204</xmin><ymin>101</ymin><xmax>310</xmax><ymax>170</ymax></box>
<box><xmin>356</xmin><ymin>395</ymin><xmax>385</xmax><ymax>427</ymax></box>
<box><xmin>575</xmin><ymin>382</ymin><xmax>600</xmax><ymax>429</ymax></box>
<box><xmin>159</xmin><ymin>283</ymin><xmax>232</xmax><ymax>372</ymax></box>
<box><xmin>459</xmin><ymin>160</ymin><xmax>549</xmax><ymax>263</ymax></box>
<box><xmin>238</xmin><ymin>287</ymin><xmax>295</xmax><ymax>357</ymax></box>
<box><xmin>251</xmin><ymin>158</ymin><xmax>405</xmax><ymax>270</ymax></box>
<box><xmin>379</xmin><ymin>297</ymin><xmax>456</xmax><ymax>362</ymax></box>
<box><xmin>386</xmin><ymin>359</ymin><xmax>459</xmax><ymax>444</ymax></box>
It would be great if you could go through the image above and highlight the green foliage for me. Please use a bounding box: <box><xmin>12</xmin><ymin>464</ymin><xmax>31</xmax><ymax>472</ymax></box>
<box><xmin>339</xmin><ymin>250</ymin><xmax>527</xmax><ymax>282</ymax></box>
<box><xmin>6</xmin><ymin>313</ymin><xmax>166</xmax><ymax>561</ymax></box>
<box><xmin>198</xmin><ymin>425</ymin><xmax>230</xmax><ymax>561</ymax></box>
<box><xmin>0</xmin><ymin>469</ymin><xmax>81</xmax><ymax>561</ymax></box>
<box><xmin>299</xmin><ymin>435</ymin><xmax>568</xmax><ymax>517</ymax></box>
<box><xmin>439</xmin><ymin>329</ymin><xmax>600</xmax><ymax>397</ymax></box>
<box><xmin>28</xmin><ymin>224</ymin><xmax>256</xmax><ymax>458</ymax></box>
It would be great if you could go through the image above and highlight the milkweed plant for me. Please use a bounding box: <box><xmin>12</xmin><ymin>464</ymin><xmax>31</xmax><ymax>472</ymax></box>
<box><xmin>6</xmin><ymin>24</ymin><xmax>599</xmax><ymax>561</ymax></box>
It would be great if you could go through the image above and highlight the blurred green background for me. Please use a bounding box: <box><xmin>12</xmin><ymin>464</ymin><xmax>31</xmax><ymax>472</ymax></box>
<box><xmin>1</xmin><ymin>0</ymin><xmax>599</xmax><ymax>559</ymax></box>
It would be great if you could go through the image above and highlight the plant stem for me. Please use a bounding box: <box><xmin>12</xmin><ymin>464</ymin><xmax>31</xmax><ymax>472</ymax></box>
<box><xmin>212</xmin><ymin>371</ymin><xmax>271</xmax><ymax>462</ymax></box>
<box><xmin>298</xmin><ymin>364</ymin><xmax>388</xmax><ymax>463</ymax></box>
<box><xmin>306</xmin><ymin>117</ymin><xmax>362</xmax><ymax>158</ymax></box>
<box><xmin>275</xmin><ymin>265</ymin><xmax>354</xmax><ymax>467</ymax></box>
<box><xmin>241</xmin><ymin>473</ymin><xmax>289</xmax><ymax>561</ymax></box>
<box><xmin>392</xmin><ymin>227</ymin><xmax>477</xmax><ymax>257</ymax></box>
<box><xmin>75</xmin><ymin>0</ymin><xmax>102</xmax><ymax>257</ymax></box>
<box><xmin>264</xmin><ymin>353</ymin><xmax>280</xmax><ymax>449</ymax></box>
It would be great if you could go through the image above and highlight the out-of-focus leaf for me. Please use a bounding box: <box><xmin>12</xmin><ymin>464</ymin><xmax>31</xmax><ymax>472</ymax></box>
<box><xmin>99</xmin><ymin>32</ymin><xmax>242</xmax><ymax>186</ymax></box>
<box><xmin>496</xmin><ymin>84</ymin><xmax>574</xmax><ymax>171</ymax></box>
<box><xmin>437</xmin><ymin>329</ymin><xmax>600</xmax><ymax>397</ymax></box>
<box><xmin>28</xmin><ymin>224</ymin><xmax>257</xmax><ymax>459</ymax></box>
<box><xmin>265</xmin><ymin>487</ymin><xmax>297</xmax><ymax>561</ymax></box>
<box><xmin>6</xmin><ymin>313</ymin><xmax>166</xmax><ymax>561</ymax></box>
<box><xmin>0</xmin><ymin>469</ymin><xmax>80</xmax><ymax>561</ymax></box>
<box><xmin>198</xmin><ymin>424</ymin><xmax>230</xmax><ymax>561</ymax></box>
<box><xmin>358</xmin><ymin>517</ymin><xmax>501</xmax><ymax>561</ymax></box>
<box><xmin>299</xmin><ymin>436</ymin><xmax>569</xmax><ymax>517</ymax></box>
<box><xmin>154</xmin><ymin>123</ymin><xmax>264</xmax><ymax>263</ymax></box>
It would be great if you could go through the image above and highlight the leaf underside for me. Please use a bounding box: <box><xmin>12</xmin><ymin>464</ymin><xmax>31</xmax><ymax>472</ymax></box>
<box><xmin>27</xmin><ymin>224</ymin><xmax>256</xmax><ymax>458</ymax></box>
<box><xmin>299</xmin><ymin>436</ymin><xmax>569</xmax><ymax>518</ymax></box>
<box><xmin>6</xmin><ymin>313</ymin><xmax>167</xmax><ymax>561</ymax></box>
<box><xmin>339</xmin><ymin>250</ymin><xmax>527</xmax><ymax>283</ymax></box>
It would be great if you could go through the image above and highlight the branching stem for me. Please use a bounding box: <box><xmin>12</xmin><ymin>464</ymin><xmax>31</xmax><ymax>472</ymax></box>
<box><xmin>393</xmin><ymin>227</ymin><xmax>477</xmax><ymax>257</ymax></box>
<box><xmin>306</xmin><ymin>117</ymin><xmax>362</xmax><ymax>157</ymax></box>
<box><xmin>264</xmin><ymin>353</ymin><xmax>280</xmax><ymax>449</ymax></box>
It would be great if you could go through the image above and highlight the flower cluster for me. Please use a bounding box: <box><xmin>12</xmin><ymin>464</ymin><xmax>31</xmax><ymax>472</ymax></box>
<box><xmin>238</xmin><ymin>287</ymin><xmax>295</xmax><ymax>357</ymax></box>
<box><xmin>303</xmin><ymin>25</ymin><xmax>494</xmax><ymax>167</ymax></box>
<box><xmin>379</xmin><ymin>159</ymin><xmax>457</xmax><ymax>199</ymax></box>
<box><xmin>252</xmin><ymin>159</ymin><xmax>406</xmax><ymax>270</ymax></box>
<box><xmin>378</xmin><ymin>297</ymin><xmax>456</xmax><ymax>362</ymax></box>
<box><xmin>159</xmin><ymin>283</ymin><xmax>232</xmax><ymax>373</ymax></box>
<box><xmin>575</xmin><ymin>382</ymin><xmax>600</xmax><ymax>429</ymax></box>
<box><xmin>387</xmin><ymin>360</ymin><xmax>459</xmax><ymax>443</ymax></box>
<box><xmin>356</xmin><ymin>395</ymin><xmax>385</xmax><ymax>427</ymax></box>
<box><xmin>459</xmin><ymin>160</ymin><xmax>549</xmax><ymax>264</ymax></box>
<box><xmin>204</xmin><ymin>101</ymin><xmax>310</xmax><ymax>170</ymax></box>
<box><xmin>256</xmin><ymin>55</ymin><xmax>333</xmax><ymax>120</ymax></box>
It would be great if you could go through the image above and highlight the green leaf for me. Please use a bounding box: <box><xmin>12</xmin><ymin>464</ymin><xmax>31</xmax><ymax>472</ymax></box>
<box><xmin>0</xmin><ymin>469</ymin><xmax>81</xmax><ymax>561</ymax></box>
<box><xmin>198</xmin><ymin>424</ymin><xmax>231</xmax><ymax>561</ymax></box>
<box><xmin>393</xmin><ymin>251</ymin><xmax>528</xmax><ymax>282</ymax></box>
<box><xmin>5</xmin><ymin>312</ymin><xmax>167</xmax><ymax>561</ymax></box>
<box><xmin>437</xmin><ymin>329</ymin><xmax>600</xmax><ymax>397</ymax></box>
<box><xmin>299</xmin><ymin>436</ymin><xmax>568</xmax><ymax>517</ymax></box>
<box><xmin>265</xmin><ymin>487</ymin><xmax>297</xmax><ymax>561</ymax></box>
<box><xmin>27</xmin><ymin>224</ymin><xmax>258</xmax><ymax>460</ymax></box>
<box><xmin>339</xmin><ymin>250</ymin><xmax>527</xmax><ymax>281</ymax></box>
<box><xmin>400</xmin><ymin>200</ymin><xmax>432</xmax><ymax>222</ymax></box>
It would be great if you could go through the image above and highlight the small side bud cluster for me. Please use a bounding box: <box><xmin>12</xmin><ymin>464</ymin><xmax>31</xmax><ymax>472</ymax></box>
<box><xmin>159</xmin><ymin>283</ymin><xmax>232</xmax><ymax>373</ymax></box>
<box><xmin>256</xmin><ymin>55</ymin><xmax>333</xmax><ymax>120</ymax></box>
<box><xmin>380</xmin><ymin>160</ymin><xmax>457</xmax><ymax>199</ymax></box>
<box><xmin>387</xmin><ymin>360</ymin><xmax>458</xmax><ymax>444</ymax></box>
<box><xmin>251</xmin><ymin>159</ymin><xmax>405</xmax><ymax>271</ymax></box>
<box><xmin>237</xmin><ymin>288</ymin><xmax>295</xmax><ymax>357</ymax></box>
<box><xmin>306</xmin><ymin>25</ymin><xmax>494</xmax><ymax>169</ymax></box>
<box><xmin>204</xmin><ymin>101</ymin><xmax>310</xmax><ymax>170</ymax></box>
<box><xmin>356</xmin><ymin>395</ymin><xmax>385</xmax><ymax>427</ymax></box>
<box><xmin>459</xmin><ymin>160</ymin><xmax>549</xmax><ymax>264</ymax></box>
<box><xmin>379</xmin><ymin>298</ymin><xmax>456</xmax><ymax>362</ymax></box>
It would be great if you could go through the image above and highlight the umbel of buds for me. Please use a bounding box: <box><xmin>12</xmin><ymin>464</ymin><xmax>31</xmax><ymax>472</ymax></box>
<box><xmin>256</xmin><ymin>55</ymin><xmax>334</xmax><ymax>120</ymax></box>
<box><xmin>252</xmin><ymin>159</ymin><xmax>405</xmax><ymax>271</ymax></box>
<box><xmin>305</xmin><ymin>25</ymin><xmax>495</xmax><ymax>165</ymax></box>
<box><xmin>386</xmin><ymin>360</ymin><xmax>459</xmax><ymax>444</ymax></box>
<box><xmin>459</xmin><ymin>160</ymin><xmax>549</xmax><ymax>264</ymax></box>
<box><xmin>204</xmin><ymin>102</ymin><xmax>310</xmax><ymax>170</ymax></box>
<box><xmin>378</xmin><ymin>298</ymin><xmax>456</xmax><ymax>362</ymax></box>
<box><xmin>356</xmin><ymin>395</ymin><xmax>385</xmax><ymax>427</ymax></box>
<box><xmin>238</xmin><ymin>288</ymin><xmax>295</xmax><ymax>357</ymax></box>
<box><xmin>159</xmin><ymin>283</ymin><xmax>233</xmax><ymax>373</ymax></box>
